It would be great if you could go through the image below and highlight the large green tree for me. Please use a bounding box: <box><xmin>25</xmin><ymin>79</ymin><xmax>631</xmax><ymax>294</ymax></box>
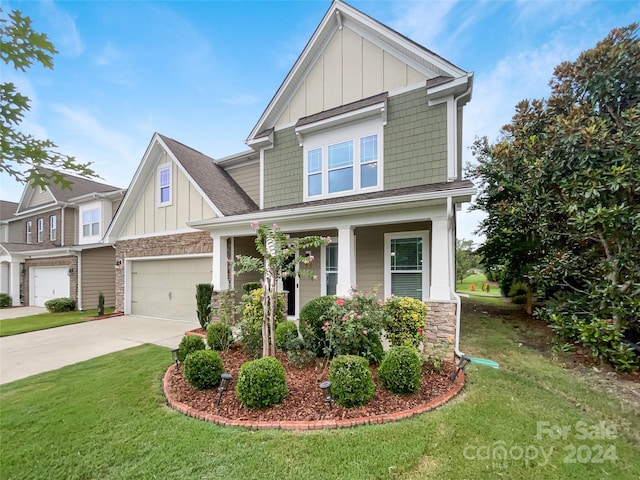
<box><xmin>1</xmin><ymin>9</ymin><xmax>96</xmax><ymax>189</ymax></box>
<box><xmin>469</xmin><ymin>24</ymin><xmax>640</xmax><ymax>371</ymax></box>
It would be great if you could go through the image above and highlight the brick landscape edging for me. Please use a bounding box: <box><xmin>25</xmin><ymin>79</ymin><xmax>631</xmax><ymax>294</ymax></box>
<box><xmin>163</xmin><ymin>364</ymin><xmax>465</xmax><ymax>430</ymax></box>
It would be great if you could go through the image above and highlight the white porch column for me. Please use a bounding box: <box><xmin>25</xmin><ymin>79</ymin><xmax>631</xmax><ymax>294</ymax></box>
<box><xmin>336</xmin><ymin>225</ymin><xmax>356</xmax><ymax>297</ymax></box>
<box><xmin>429</xmin><ymin>218</ymin><xmax>452</xmax><ymax>300</ymax></box>
<box><xmin>211</xmin><ymin>234</ymin><xmax>229</xmax><ymax>291</ymax></box>
<box><xmin>10</xmin><ymin>261</ymin><xmax>22</xmax><ymax>306</ymax></box>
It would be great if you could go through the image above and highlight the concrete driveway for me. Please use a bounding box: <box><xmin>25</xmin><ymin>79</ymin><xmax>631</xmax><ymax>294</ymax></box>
<box><xmin>0</xmin><ymin>314</ymin><xmax>198</xmax><ymax>385</ymax></box>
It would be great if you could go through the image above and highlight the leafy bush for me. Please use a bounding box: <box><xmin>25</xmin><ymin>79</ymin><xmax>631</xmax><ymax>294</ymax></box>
<box><xmin>177</xmin><ymin>335</ymin><xmax>206</xmax><ymax>362</ymax></box>
<box><xmin>214</xmin><ymin>289</ymin><xmax>237</xmax><ymax>325</ymax></box>
<box><xmin>242</xmin><ymin>282</ymin><xmax>261</xmax><ymax>295</ymax></box>
<box><xmin>285</xmin><ymin>337</ymin><xmax>316</xmax><ymax>368</ymax></box>
<box><xmin>275</xmin><ymin>321</ymin><xmax>298</xmax><ymax>351</ymax></box>
<box><xmin>378</xmin><ymin>346</ymin><xmax>422</xmax><ymax>394</ymax></box>
<box><xmin>207</xmin><ymin>322</ymin><xmax>234</xmax><ymax>351</ymax></box>
<box><xmin>299</xmin><ymin>295</ymin><xmax>337</xmax><ymax>356</ymax></box>
<box><xmin>422</xmin><ymin>339</ymin><xmax>453</xmax><ymax>373</ymax></box>
<box><xmin>183</xmin><ymin>350</ymin><xmax>224</xmax><ymax>390</ymax></box>
<box><xmin>239</xmin><ymin>288</ymin><xmax>285</xmax><ymax>358</ymax></box>
<box><xmin>0</xmin><ymin>293</ymin><xmax>11</xmax><ymax>308</ymax></box>
<box><xmin>196</xmin><ymin>283</ymin><xmax>213</xmax><ymax>329</ymax></box>
<box><xmin>508</xmin><ymin>281</ymin><xmax>529</xmax><ymax>304</ymax></box>
<box><xmin>97</xmin><ymin>292</ymin><xmax>105</xmax><ymax>316</ymax></box>
<box><xmin>236</xmin><ymin>357</ymin><xmax>289</xmax><ymax>408</ymax></box>
<box><xmin>328</xmin><ymin>355</ymin><xmax>376</xmax><ymax>407</ymax></box>
<box><xmin>383</xmin><ymin>296</ymin><xmax>427</xmax><ymax>349</ymax></box>
<box><xmin>321</xmin><ymin>289</ymin><xmax>386</xmax><ymax>364</ymax></box>
<box><xmin>44</xmin><ymin>297</ymin><xmax>75</xmax><ymax>313</ymax></box>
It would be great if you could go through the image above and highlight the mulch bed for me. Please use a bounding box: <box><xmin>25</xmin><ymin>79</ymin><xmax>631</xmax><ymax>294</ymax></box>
<box><xmin>165</xmin><ymin>344</ymin><xmax>459</xmax><ymax>423</ymax></box>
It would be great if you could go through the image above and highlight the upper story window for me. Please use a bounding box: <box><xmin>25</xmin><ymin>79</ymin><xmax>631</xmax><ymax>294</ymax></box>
<box><xmin>37</xmin><ymin>218</ymin><xmax>44</xmax><ymax>242</ymax></box>
<box><xmin>26</xmin><ymin>221</ymin><xmax>32</xmax><ymax>244</ymax></box>
<box><xmin>299</xmin><ymin>116</ymin><xmax>384</xmax><ymax>201</ymax></box>
<box><xmin>50</xmin><ymin>215</ymin><xmax>57</xmax><ymax>241</ymax></box>
<box><xmin>82</xmin><ymin>208</ymin><xmax>100</xmax><ymax>237</ymax></box>
<box><xmin>158</xmin><ymin>164</ymin><xmax>172</xmax><ymax>206</ymax></box>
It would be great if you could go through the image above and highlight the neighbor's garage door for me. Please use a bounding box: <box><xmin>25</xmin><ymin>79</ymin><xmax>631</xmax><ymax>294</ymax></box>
<box><xmin>130</xmin><ymin>257</ymin><xmax>212</xmax><ymax>321</ymax></box>
<box><xmin>31</xmin><ymin>267</ymin><xmax>70</xmax><ymax>307</ymax></box>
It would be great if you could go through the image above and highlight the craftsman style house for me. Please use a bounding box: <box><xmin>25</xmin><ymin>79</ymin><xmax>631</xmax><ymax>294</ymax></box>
<box><xmin>105</xmin><ymin>1</ymin><xmax>475</xmax><ymax>341</ymax></box>
<box><xmin>0</xmin><ymin>170</ymin><xmax>124</xmax><ymax>309</ymax></box>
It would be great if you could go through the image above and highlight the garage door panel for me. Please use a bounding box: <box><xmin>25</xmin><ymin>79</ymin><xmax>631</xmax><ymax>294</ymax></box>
<box><xmin>31</xmin><ymin>267</ymin><xmax>70</xmax><ymax>307</ymax></box>
<box><xmin>130</xmin><ymin>257</ymin><xmax>211</xmax><ymax>321</ymax></box>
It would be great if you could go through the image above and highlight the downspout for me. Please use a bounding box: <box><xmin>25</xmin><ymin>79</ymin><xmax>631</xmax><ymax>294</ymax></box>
<box><xmin>448</xmin><ymin>196</ymin><xmax>465</xmax><ymax>359</ymax></box>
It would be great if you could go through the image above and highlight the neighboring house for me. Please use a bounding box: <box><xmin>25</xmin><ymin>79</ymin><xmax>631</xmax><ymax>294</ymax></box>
<box><xmin>0</xmin><ymin>169</ymin><xmax>125</xmax><ymax>309</ymax></box>
<box><xmin>106</xmin><ymin>0</ymin><xmax>475</xmax><ymax>344</ymax></box>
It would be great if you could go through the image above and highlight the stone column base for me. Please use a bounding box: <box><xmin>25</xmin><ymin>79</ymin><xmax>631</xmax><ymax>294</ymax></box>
<box><xmin>424</xmin><ymin>301</ymin><xmax>457</xmax><ymax>358</ymax></box>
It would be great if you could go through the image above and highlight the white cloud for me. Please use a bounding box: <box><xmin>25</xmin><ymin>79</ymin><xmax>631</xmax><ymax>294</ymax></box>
<box><xmin>94</xmin><ymin>43</ymin><xmax>122</xmax><ymax>67</ymax></box>
<box><xmin>40</xmin><ymin>0</ymin><xmax>84</xmax><ymax>57</ymax></box>
<box><xmin>221</xmin><ymin>94</ymin><xmax>259</xmax><ymax>106</ymax></box>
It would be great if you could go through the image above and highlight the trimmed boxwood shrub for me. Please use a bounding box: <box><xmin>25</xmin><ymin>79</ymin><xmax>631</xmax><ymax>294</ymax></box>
<box><xmin>236</xmin><ymin>357</ymin><xmax>289</xmax><ymax>408</ymax></box>
<box><xmin>0</xmin><ymin>293</ymin><xmax>11</xmax><ymax>308</ymax></box>
<box><xmin>378</xmin><ymin>346</ymin><xmax>422</xmax><ymax>394</ymax></box>
<box><xmin>183</xmin><ymin>350</ymin><xmax>224</xmax><ymax>390</ymax></box>
<box><xmin>44</xmin><ymin>297</ymin><xmax>75</xmax><ymax>313</ymax></box>
<box><xmin>328</xmin><ymin>355</ymin><xmax>375</xmax><ymax>407</ymax></box>
<box><xmin>275</xmin><ymin>320</ymin><xmax>298</xmax><ymax>351</ymax></box>
<box><xmin>299</xmin><ymin>295</ymin><xmax>337</xmax><ymax>356</ymax></box>
<box><xmin>177</xmin><ymin>334</ymin><xmax>206</xmax><ymax>362</ymax></box>
<box><xmin>207</xmin><ymin>322</ymin><xmax>234</xmax><ymax>351</ymax></box>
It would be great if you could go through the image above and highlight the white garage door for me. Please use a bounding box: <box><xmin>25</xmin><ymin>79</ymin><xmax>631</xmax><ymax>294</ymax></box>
<box><xmin>130</xmin><ymin>257</ymin><xmax>212</xmax><ymax>321</ymax></box>
<box><xmin>31</xmin><ymin>267</ymin><xmax>70</xmax><ymax>307</ymax></box>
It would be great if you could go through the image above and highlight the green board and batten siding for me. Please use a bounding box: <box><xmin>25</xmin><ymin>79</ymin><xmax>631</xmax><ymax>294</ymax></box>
<box><xmin>262</xmin><ymin>88</ymin><xmax>448</xmax><ymax>209</ymax></box>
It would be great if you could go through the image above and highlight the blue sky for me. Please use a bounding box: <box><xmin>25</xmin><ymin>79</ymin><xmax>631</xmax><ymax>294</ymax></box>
<box><xmin>1</xmin><ymin>0</ymin><xmax>638</xmax><ymax>242</ymax></box>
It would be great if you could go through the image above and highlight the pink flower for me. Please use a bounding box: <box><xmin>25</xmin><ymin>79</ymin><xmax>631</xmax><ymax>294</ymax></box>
<box><xmin>321</xmin><ymin>326</ymin><xmax>327</xmax><ymax>331</ymax></box>
<box><xmin>336</xmin><ymin>299</ymin><xmax>344</xmax><ymax>307</ymax></box>
<box><xmin>326</xmin><ymin>236</ymin><xmax>332</xmax><ymax>243</ymax></box>
<box><xmin>250</xmin><ymin>220</ymin><xmax>259</xmax><ymax>231</ymax></box>
<box><xmin>324</xmin><ymin>321</ymin><xmax>330</xmax><ymax>326</ymax></box>
<box><xmin>497</xmin><ymin>186</ymin><xmax>505</xmax><ymax>192</ymax></box>
<box><xmin>362</xmin><ymin>330</ymin><xmax>367</xmax><ymax>335</ymax></box>
<box><xmin>418</xmin><ymin>328</ymin><xmax>424</xmax><ymax>333</ymax></box>
<box><xmin>272</xmin><ymin>223</ymin><xmax>278</xmax><ymax>229</ymax></box>
<box><xmin>312</xmin><ymin>275</ymin><xmax>318</xmax><ymax>280</ymax></box>
<box><xmin>308</xmin><ymin>254</ymin><xmax>315</xmax><ymax>262</ymax></box>
<box><xmin>377</xmin><ymin>299</ymin><xmax>382</xmax><ymax>304</ymax></box>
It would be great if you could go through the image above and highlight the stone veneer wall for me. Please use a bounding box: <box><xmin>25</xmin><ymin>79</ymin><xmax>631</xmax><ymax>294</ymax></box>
<box><xmin>424</xmin><ymin>301</ymin><xmax>457</xmax><ymax>358</ymax></box>
<box><xmin>23</xmin><ymin>256</ymin><xmax>78</xmax><ymax>307</ymax></box>
<box><xmin>114</xmin><ymin>231</ymin><xmax>213</xmax><ymax>313</ymax></box>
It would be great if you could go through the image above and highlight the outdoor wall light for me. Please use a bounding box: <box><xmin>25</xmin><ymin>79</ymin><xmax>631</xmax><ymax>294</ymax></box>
<box><xmin>114</xmin><ymin>260</ymin><xmax>122</xmax><ymax>267</ymax></box>
<box><xmin>319</xmin><ymin>381</ymin><xmax>333</xmax><ymax>411</ymax></box>
<box><xmin>67</xmin><ymin>267</ymin><xmax>74</xmax><ymax>276</ymax></box>
<box><xmin>171</xmin><ymin>348</ymin><xmax>180</xmax><ymax>370</ymax></box>
<box><xmin>217</xmin><ymin>373</ymin><xmax>233</xmax><ymax>406</ymax></box>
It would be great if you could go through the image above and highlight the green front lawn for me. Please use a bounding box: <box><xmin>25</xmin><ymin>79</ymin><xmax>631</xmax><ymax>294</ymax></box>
<box><xmin>0</xmin><ymin>299</ymin><xmax>638</xmax><ymax>479</ymax></box>
<box><xmin>457</xmin><ymin>273</ymin><xmax>502</xmax><ymax>298</ymax></box>
<box><xmin>0</xmin><ymin>308</ymin><xmax>115</xmax><ymax>337</ymax></box>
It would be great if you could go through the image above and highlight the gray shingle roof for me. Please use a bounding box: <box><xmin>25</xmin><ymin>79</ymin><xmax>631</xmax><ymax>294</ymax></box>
<box><xmin>33</xmin><ymin>168</ymin><xmax>122</xmax><ymax>204</ymax></box>
<box><xmin>295</xmin><ymin>92</ymin><xmax>388</xmax><ymax>128</ymax></box>
<box><xmin>0</xmin><ymin>201</ymin><xmax>18</xmax><ymax>220</ymax></box>
<box><xmin>158</xmin><ymin>135</ymin><xmax>258</xmax><ymax>216</ymax></box>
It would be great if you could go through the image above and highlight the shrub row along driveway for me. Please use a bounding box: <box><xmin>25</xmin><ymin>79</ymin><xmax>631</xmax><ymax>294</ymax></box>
<box><xmin>0</xmin><ymin>314</ymin><xmax>197</xmax><ymax>384</ymax></box>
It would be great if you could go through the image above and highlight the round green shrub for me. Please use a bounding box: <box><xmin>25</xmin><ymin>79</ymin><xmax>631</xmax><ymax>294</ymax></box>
<box><xmin>178</xmin><ymin>334</ymin><xmax>206</xmax><ymax>362</ymax></box>
<box><xmin>275</xmin><ymin>321</ymin><xmax>298</xmax><ymax>351</ymax></box>
<box><xmin>328</xmin><ymin>355</ymin><xmax>375</xmax><ymax>407</ymax></box>
<box><xmin>240</xmin><ymin>288</ymin><xmax>285</xmax><ymax>358</ymax></box>
<box><xmin>0</xmin><ymin>293</ymin><xmax>11</xmax><ymax>308</ymax></box>
<box><xmin>236</xmin><ymin>357</ymin><xmax>289</xmax><ymax>408</ymax></box>
<box><xmin>183</xmin><ymin>350</ymin><xmax>224</xmax><ymax>390</ymax></box>
<box><xmin>378</xmin><ymin>346</ymin><xmax>422</xmax><ymax>394</ymax></box>
<box><xmin>383</xmin><ymin>296</ymin><xmax>428</xmax><ymax>349</ymax></box>
<box><xmin>44</xmin><ymin>297</ymin><xmax>75</xmax><ymax>313</ymax></box>
<box><xmin>299</xmin><ymin>295</ymin><xmax>337</xmax><ymax>355</ymax></box>
<box><xmin>207</xmin><ymin>322</ymin><xmax>234</xmax><ymax>351</ymax></box>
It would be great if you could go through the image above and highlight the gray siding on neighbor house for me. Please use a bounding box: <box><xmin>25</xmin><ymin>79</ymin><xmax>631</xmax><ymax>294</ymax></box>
<box><xmin>263</xmin><ymin>128</ymin><xmax>302</xmax><ymax>209</ymax></box>
<box><xmin>81</xmin><ymin>246</ymin><xmax>116</xmax><ymax>309</ymax></box>
<box><xmin>384</xmin><ymin>89</ymin><xmax>448</xmax><ymax>188</ymax></box>
<box><xmin>261</xmin><ymin>88</ymin><xmax>449</xmax><ymax>209</ymax></box>
<box><xmin>226</xmin><ymin>163</ymin><xmax>260</xmax><ymax>206</ymax></box>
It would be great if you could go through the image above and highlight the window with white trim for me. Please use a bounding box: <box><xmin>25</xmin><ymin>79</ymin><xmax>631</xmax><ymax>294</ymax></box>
<box><xmin>158</xmin><ymin>164</ymin><xmax>172</xmax><ymax>206</ymax></box>
<box><xmin>50</xmin><ymin>215</ymin><xmax>57</xmax><ymax>241</ymax></box>
<box><xmin>26</xmin><ymin>221</ymin><xmax>32</xmax><ymax>244</ymax></box>
<box><xmin>37</xmin><ymin>218</ymin><xmax>44</xmax><ymax>242</ymax></box>
<box><xmin>302</xmin><ymin>117</ymin><xmax>383</xmax><ymax>200</ymax></box>
<box><xmin>385</xmin><ymin>232</ymin><xmax>429</xmax><ymax>301</ymax></box>
<box><xmin>324</xmin><ymin>242</ymin><xmax>338</xmax><ymax>296</ymax></box>
<box><xmin>82</xmin><ymin>208</ymin><xmax>100</xmax><ymax>237</ymax></box>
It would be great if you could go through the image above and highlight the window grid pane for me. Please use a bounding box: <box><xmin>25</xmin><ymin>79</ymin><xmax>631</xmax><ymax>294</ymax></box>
<box><xmin>308</xmin><ymin>149</ymin><xmax>322</xmax><ymax>173</ymax></box>
<box><xmin>328</xmin><ymin>141</ymin><xmax>353</xmax><ymax>169</ymax></box>
<box><xmin>360</xmin><ymin>135</ymin><xmax>377</xmax><ymax>163</ymax></box>
<box><xmin>391</xmin><ymin>238</ymin><xmax>422</xmax><ymax>271</ymax></box>
<box><xmin>160</xmin><ymin>168</ymin><xmax>171</xmax><ymax>187</ymax></box>
<box><xmin>326</xmin><ymin>243</ymin><xmax>338</xmax><ymax>296</ymax></box>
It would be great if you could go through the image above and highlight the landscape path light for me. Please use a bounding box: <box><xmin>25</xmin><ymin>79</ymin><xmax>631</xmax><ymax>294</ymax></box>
<box><xmin>217</xmin><ymin>373</ymin><xmax>233</xmax><ymax>406</ymax></box>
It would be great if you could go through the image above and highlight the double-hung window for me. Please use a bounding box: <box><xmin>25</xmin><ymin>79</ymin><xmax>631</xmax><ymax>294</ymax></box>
<box><xmin>50</xmin><ymin>215</ymin><xmax>57</xmax><ymax>241</ymax></box>
<box><xmin>82</xmin><ymin>208</ymin><xmax>100</xmax><ymax>237</ymax></box>
<box><xmin>385</xmin><ymin>232</ymin><xmax>428</xmax><ymax>301</ymax></box>
<box><xmin>37</xmin><ymin>218</ymin><xmax>44</xmax><ymax>242</ymax></box>
<box><xmin>26</xmin><ymin>221</ymin><xmax>32</xmax><ymax>244</ymax></box>
<box><xmin>158</xmin><ymin>164</ymin><xmax>172</xmax><ymax>206</ymax></box>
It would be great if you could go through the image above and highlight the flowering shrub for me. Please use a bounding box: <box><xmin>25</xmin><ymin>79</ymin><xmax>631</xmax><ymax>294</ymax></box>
<box><xmin>383</xmin><ymin>296</ymin><xmax>427</xmax><ymax>349</ymax></box>
<box><xmin>299</xmin><ymin>295</ymin><xmax>337</xmax><ymax>356</ymax></box>
<box><xmin>328</xmin><ymin>355</ymin><xmax>375</xmax><ymax>407</ymax></box>
<box><xmin>321</xmin><ymin>288</ymin><xmax>386</xmax><ymax>364</ymax></box>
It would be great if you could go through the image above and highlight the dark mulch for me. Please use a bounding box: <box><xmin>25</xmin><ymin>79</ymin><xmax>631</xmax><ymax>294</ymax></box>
<box><xmin>165</xmin><ymin>344</ymin><xmax>458</xmax><ymax>422</ymax></box>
